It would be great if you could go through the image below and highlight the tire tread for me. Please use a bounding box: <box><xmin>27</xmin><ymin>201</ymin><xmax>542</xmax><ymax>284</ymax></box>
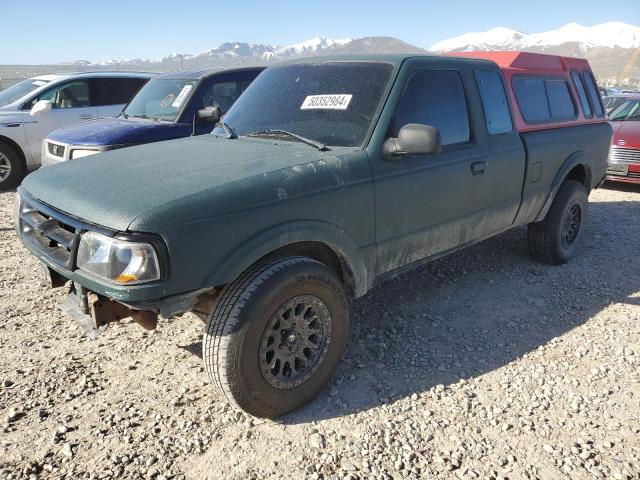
<box><xmin>203</xmin><ymin>255</ymin><xmax>326</xmax><ymax>413</ymax></box>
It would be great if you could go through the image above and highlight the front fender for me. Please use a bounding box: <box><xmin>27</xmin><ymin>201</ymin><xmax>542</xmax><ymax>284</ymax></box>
<box><xmin>534</xmin><ymin>151</ymin><xmax>590</xmax><ymax>222</ymax></box>
<box><xmin>203</xmin><ymin>220</ymin><xmax>372</xmax><ymax>297</ymax></box>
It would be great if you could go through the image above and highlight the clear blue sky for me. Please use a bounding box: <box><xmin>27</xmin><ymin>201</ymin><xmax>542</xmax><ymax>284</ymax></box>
<box><xmin>1</xmin><ymin>0</ymin><xmax>638</xmax><ymax>64</ymax></box>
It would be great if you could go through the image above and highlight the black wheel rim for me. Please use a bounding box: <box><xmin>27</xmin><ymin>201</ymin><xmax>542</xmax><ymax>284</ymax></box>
<box><xmin>561</xmin><ymin>203</ymin><xmax>582</xmax><ymax>248</ymax></box>
<box><xmin>0</xmin><ymin>152</ymin><xmax>10</xmax><ymax>182</ymax></box>
<box><xmin>259</xmin><ymin>295</ymin><xmax>332</xmax><ymax>389</ymax></box>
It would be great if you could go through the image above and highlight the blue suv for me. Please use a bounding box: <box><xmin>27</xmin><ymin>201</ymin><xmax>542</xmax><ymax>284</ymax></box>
<box><xmin>41</xmin><ymin>67</ymin><xmax>264</xmax><ymax>165</ymax></box>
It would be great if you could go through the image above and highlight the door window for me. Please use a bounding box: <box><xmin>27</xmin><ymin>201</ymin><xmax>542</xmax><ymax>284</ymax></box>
<box><xmin>35</xmin><ymin>81</ymin><xmax>90</xmax><ymax>109</ymax></box>
<box><xmin>202</xmin><ymin>80</ymin><xmax>253</xmax><ymax>113</ymax></box>
<box><xmin>392</xmin><ymin>70</ymin><xmax>470</xmax><ymax>146</ymax></box>
<box><xmin>91</xmin><ymin>77</ymin><xmax>148</xmax><ymax>106</ymax></box>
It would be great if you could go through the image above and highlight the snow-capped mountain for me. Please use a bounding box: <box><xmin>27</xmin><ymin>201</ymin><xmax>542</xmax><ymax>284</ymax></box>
<box><xmin>427</xmin><ymin>22</ymin><xmax>640</xmax><ymax>52</ymax></box>
<box><xmin>429</xmin><ymin>27</ymin><xmax>526</xmax><ymax>52</ymax></box>
<box><xmin>276</xmin><ymin>36</ymin><xmax>352</xmax><ymax>56</ymax></box>
<box><xmin>52</xmin><ymin>27</ymin><xmax>638</xmax><ymax>84</ymax></box>
<box><xmin>85</xmin><ymin>37</ymin><xmax>355</xmax><ymax>68</ymax></box>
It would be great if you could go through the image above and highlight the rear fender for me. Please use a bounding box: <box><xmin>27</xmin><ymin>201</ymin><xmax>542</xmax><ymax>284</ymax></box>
<box><xmin>534</xmin><ymin>151</ymin><xmax>590</xmax><ymax>222</ymax></box>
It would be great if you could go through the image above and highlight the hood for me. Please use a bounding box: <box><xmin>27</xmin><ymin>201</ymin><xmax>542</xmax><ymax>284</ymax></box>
<box><xmin>22</xmin><ymin>135</ymin><xmax>347</xmax><ymax>232</ymax></box>
<box><xmin>610</xmin><ymin>121</ymin><xmax>640</xmax><ymax>149</ymax></box>
<box><xmin>47</xmin><ymin>117</ymin><xmax>188</xmax><ymax>146</ymax></box>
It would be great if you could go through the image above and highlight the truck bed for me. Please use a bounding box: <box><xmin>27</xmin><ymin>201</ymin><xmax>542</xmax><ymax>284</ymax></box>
<box><xmin>515</xmin><ymin>122</ymin><xmax>612</xmax><ymax>225</ymax></box>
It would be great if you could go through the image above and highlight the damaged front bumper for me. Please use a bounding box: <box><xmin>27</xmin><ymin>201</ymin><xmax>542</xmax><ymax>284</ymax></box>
<box><xmin>56</xmin><ymin>280</ymin><xmax>218</xmax><ymax>338</ymax></box>
<box><xmin>59</xmin><ymin>283</ymin><xmax>158</xmax><ymax>337</ymax></box>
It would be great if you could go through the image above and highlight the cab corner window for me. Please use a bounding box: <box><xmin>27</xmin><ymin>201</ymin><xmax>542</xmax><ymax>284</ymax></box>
<box><xmin>474</xmin><ymin>70</ymin><xmax>512</xmax><ymax>135</ymax></box>
<box><xmin>393</xmin><ymin>70</ymin><xmax>470</xmax><ymax>146</ymax></box>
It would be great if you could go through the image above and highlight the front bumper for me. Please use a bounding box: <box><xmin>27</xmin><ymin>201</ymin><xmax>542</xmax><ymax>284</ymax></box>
<box><xmin>15</xmin><ymin>188</ymin><xmax>211</xmax><ymax>321</ymax></box>
<box><xmin>605</xmin><ymin>162</ymin><xmax>640</xmax><ymax>184</ymax></box>
<box><xmin>606</xmin><ymin>145</ymin><xmax>640</xmax><ymax>184</ymax></box>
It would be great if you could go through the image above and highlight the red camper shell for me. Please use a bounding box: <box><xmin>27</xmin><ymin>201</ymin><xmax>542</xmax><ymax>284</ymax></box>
<box><xmin>452</xmin><ymin>51</ymin><xmax>607</xmax><ymax>132</ymax></box>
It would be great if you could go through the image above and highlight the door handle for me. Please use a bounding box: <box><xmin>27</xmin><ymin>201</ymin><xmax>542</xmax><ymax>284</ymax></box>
<box><xmin>79</xmin><ymin>114</ymin><xmax>93</xmax><ymax>120</ymax></box>
<box><xmin>471</xmin><ymin>161</ymin><xmax>487</xmax><ymax>175</ymax></box>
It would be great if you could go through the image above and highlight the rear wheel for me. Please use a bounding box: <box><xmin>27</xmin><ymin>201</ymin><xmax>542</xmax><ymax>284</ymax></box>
<box><xmin>202</xmin><ymin>256</ymin><xmax>349</xmax><ymax>417</ymax></box>
<box><xmin>528</xmin><ymin>180</ymin><xmax>588</xmax><ymax>265</ymax></box>
<box><xmin>0</xmin><ymin>143</ymin><xmax>25</xmax><ymax>191</ymax></box>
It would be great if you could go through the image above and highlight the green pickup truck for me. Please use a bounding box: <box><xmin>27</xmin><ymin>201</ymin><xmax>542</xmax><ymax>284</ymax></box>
<box><xmin>15</xmin><ymin>53</ymin><xmax>611</xmax><ymax>417</ymax></box>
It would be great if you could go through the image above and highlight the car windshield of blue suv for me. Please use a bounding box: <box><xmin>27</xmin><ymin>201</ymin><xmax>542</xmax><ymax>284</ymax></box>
<box><xmin>121</xmin><ymin>78</ymin><xmax>197</xmax><ymax>122</ymax></box>
<box><xmin>0</xmin><ymin>78</ymin><xmax>53</xmax><ymax>107</ymax></box>
<box><xmin>609</xmin><ymin>99</ymin><xmax>640</xmax><ymax>121</ymax></box>
<box><xmin>212</xmin><ymin>62</ymin><xmax>394</xmax><ymax>147</ymax></box>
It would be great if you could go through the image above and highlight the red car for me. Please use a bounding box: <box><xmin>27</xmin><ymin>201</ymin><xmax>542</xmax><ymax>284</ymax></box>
<box><xmin>606</xmin><ymin>95</ymin><xmax>640</xmax><ymax>184</ymax></box>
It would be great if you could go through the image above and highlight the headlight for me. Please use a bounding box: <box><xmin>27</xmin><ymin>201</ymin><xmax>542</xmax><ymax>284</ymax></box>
<box><xmin>71</xmin><ymin>149</ymin><xmax>100</xmax><ymax>159</ymax></box>
<box><xmin>77</xmin><ymin>231</ymin><xmax>161</xmax><ymax>284</ymax></box>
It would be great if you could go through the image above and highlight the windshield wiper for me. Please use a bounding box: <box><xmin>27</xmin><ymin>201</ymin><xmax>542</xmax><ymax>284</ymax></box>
<box><xmin>246</xmin><ymin>129</ymin><xmax>328</xmax><ymax>151</ymax></box>
<box><xmin>126</xmin><ymin>113</ymin><xmax>157</xmax><ymax>121</ymax></box>
<box><xmin>219</xmin><ymin>121</ymin><xmax>237</xmax><ymax>139</ymax></box>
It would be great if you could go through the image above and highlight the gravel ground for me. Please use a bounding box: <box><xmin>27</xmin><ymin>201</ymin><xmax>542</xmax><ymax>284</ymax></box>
<box><xmin>0</xmin><ymin>184</ymin><xmax>639</xmax><ymax>480</ymax></box>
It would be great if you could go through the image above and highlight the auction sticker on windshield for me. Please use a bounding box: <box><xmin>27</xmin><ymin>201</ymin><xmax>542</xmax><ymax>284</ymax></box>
<box><xmin>172</xmin><ymin>85</ymin><xmax>193</xmax><ymax>108</ymax></box>
<box><xmin>160</xmin><ymin>94</ymin><xmax>175</xmax><ymax>108</ymax></box>
<box><xmin>301</xmin><ymin>94</ymin><xmax>352</xmax><ymax>110</ymax></box>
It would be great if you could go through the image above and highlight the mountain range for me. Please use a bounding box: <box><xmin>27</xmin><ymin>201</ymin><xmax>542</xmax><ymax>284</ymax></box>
<box><xmin>48</xmin><ymin>22</ymin><xmax>640</xmax><ymax>86</ymax></box>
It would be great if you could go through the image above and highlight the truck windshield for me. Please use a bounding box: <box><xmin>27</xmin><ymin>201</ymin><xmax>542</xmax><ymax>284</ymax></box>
<box><xmin>122</xmin><ymin>78</ymin><xmax>197</xmax><ymax>122</ymax></box>
<box><xmin>608</xmin><ymin>99</ymin><xmax>640</xmax><ymax>122</ymax></box>
<box><xmin>0</xmin><ymin>78</ymin><xmax>53</xmax><ymax>107</ymax></box>
<box><xmin>213</xmin><ymin>62</ymin><xmax>394</xmax><ymax>147</ymax></box>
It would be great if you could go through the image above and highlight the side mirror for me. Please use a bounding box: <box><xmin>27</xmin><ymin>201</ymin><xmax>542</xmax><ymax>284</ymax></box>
<box><xmin>197</xmin><ymin>106</ymin><xmax>221</xmax><ymax>123</ymax></box>
<box><xmin>30</xmin><ymin>100</ymin><xmax>52</xmax><ymax>117</ymax></box>
<box><xmin>382</xmin><ymin>123</ymin><xmax>442</xmax><ymax>160</ymax></box>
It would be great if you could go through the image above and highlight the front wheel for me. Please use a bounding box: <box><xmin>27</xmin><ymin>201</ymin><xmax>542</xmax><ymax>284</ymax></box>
<box><xmin>202</xmin><ymin>256</ymin><xmax>349</xmax><ymax>417</ymax></box>
<box><xmin>0</xmin><ymin>143</ymin><xmax>25</xmax><ymax>191</ymax></box>
<box><xmin>528</xmin><ymin>180</ymin><xmax>588</xmax><ymax>265</ymax></box>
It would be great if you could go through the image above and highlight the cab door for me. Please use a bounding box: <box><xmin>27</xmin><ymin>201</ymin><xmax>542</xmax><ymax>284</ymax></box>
<box><xmin>368</xmin><ymin>59</ymin><xmax>524</xmax><ymax>275</ymax></box>
<box><xmin>22</xmin><ymin>79</ymin><xmax>98</xmax><ymax>164</ymax></box>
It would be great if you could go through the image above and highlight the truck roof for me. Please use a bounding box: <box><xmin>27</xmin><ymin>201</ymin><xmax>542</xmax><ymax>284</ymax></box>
<box><xmin>154</xmin><ymin>66</ymin><xmax>266</xmax><ymax>80</ymax></box>
<box><xmin>276</xmin><ymin>53</ymin><xmax>496</xmax><ymax>68</ymax></box>
<box><xmin>277</xmin><ymin>52</ymin><xmax>605</xmax><ymax>133</ymax></box>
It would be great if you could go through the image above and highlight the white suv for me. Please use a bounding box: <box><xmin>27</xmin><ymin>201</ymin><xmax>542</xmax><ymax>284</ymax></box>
<box><xmin>0</xmin><ymin>72</ymin><xmax>151</xmax><ymax>189</ymax></box>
